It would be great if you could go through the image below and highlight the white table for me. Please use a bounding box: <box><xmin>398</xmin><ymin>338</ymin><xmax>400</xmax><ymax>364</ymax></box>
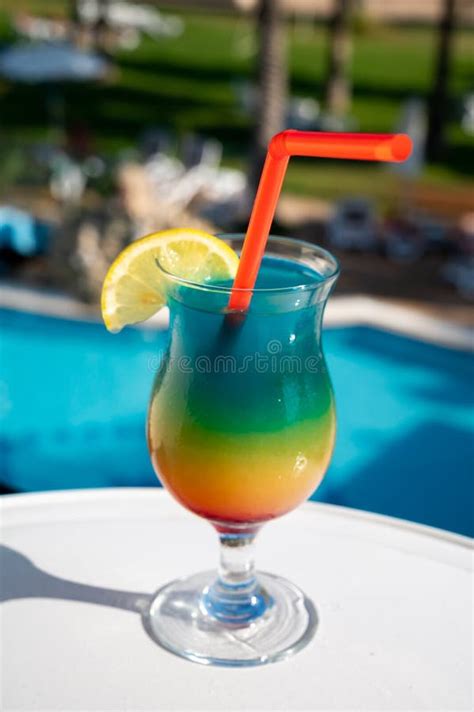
<box><xmin>1</xmin><ymin>488</ymin><xmax>472</xmax><ymax>711</ymax></box>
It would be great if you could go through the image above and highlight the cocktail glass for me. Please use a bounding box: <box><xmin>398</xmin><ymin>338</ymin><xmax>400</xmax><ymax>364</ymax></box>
<box><xmin>146</xmin><ymin>235</ymin><xmax>339</xmax><ymax>666</ymax></box>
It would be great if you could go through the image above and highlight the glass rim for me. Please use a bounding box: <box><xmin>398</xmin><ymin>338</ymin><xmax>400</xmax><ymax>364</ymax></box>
<box><xmin>156</xmin><ymin>234</ymin><xmax>340</xmax><ymax>296</ymax></box>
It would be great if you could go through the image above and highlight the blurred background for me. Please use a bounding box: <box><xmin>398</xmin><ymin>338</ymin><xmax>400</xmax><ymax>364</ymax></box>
<box><xmin>1</xmin><ymin>1</ymin><xmax>473</xmax><ymax>535</ymax></box>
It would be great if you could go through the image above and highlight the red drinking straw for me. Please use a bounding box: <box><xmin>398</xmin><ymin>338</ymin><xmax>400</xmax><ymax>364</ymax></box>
<box><xmin>229</xmin><ymin>130</ymin><xmax>412</xmax><ymax>311</ymax></box>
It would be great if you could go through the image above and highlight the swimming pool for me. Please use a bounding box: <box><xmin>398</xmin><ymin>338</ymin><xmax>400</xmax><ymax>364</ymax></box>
<box><xmin>1</xmin><ymin>307</ymin><xmax>472</xmax><ymax>536</ymax></box>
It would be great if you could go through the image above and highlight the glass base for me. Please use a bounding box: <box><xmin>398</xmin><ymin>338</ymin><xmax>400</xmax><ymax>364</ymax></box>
<box><xmin>144</xmin><ymin>570</ymin><xmax>318</xmax><ymax>667</ymax></box>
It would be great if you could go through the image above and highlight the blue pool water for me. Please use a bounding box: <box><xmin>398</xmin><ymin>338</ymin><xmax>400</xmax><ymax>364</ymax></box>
<box><xmin>1</xmin><ymin>308</ymin><xmax>472</xmax><ymax>536</ymax></box>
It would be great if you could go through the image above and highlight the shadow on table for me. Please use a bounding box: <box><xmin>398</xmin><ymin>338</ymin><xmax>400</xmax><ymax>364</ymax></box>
<box><xmin>0</xmin><ymin>545</ymin><xmax>231</xmax><ymax>654</ymax></box>
<box><xmin>0</xmin><ymin>545</ymin><xmax>152</xmax><ymax>613</ymax></box>
<box><xmin>0</xmin><ymin>545</ymin><xmax>176</xmax><ymax>648</ymax></box>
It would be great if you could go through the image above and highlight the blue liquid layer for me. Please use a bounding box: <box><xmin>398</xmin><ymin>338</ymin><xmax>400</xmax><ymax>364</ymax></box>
<box><xmin>164</xmin><ymin>256</ymin><xmax>333</xmax><ymax>434</ymax></box>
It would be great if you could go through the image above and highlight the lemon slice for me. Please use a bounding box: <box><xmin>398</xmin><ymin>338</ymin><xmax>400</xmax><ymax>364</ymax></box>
<box><xmin>101</xmin><ymin>228</ymin><xmax>239</xmax><ymax>332</ymax></box>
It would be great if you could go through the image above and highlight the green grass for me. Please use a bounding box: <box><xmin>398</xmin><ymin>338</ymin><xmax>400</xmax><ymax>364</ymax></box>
<box><xmin>0</xmin><ymin>4</ymin><xmax>473</xmax><ymax>202</ymax></box>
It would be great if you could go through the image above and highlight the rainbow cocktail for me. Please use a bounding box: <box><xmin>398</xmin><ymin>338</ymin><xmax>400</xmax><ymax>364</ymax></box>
<box><xmin>146</xmin><ymin>235</ymin><xmax>339</xmax><ymax>665</ymax></box>
<box><xmin>101</xmin><ymin>131</ymin><xmax>410</xmax><ymax>667</ymax></box>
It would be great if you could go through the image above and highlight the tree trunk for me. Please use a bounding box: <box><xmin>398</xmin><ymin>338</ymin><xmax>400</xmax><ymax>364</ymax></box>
<box><xmin>93</xmin><ymin>0</ymin><xmax>110</xmax><ymax>48</ymax></box>
<box><xmin>324</xmin><ymin>0</ymin><xmax>353</xmax><ymax>117</ymax></box>
<box><xmin>249</xmin><ymin>0</ymin><xmax>288</xmax><ymax>194</ymax></box>
<box><xmin>426</xmin><ymin>0</ymin><xmax>457</xmax><ymax>161</ymax></box>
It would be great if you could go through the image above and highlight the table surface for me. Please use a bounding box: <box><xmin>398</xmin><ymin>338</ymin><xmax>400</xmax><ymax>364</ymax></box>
<box><xmin>1</xmin><ymin>488</ymin><xmax>472</xmax><ymax>712</ymax></box>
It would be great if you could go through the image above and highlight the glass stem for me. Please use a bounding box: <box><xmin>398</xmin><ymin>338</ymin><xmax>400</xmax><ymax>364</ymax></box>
<box><xmin>203</xmin><ymin>530</ymin><xmax>271</xmax><ymax>624</ymax></box>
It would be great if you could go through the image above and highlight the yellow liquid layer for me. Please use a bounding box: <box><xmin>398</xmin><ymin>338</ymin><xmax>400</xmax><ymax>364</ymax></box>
<box><xmin>148</xmin><ymin>398</ymin><xmax>336</xmax><ymax>522</ymax></box>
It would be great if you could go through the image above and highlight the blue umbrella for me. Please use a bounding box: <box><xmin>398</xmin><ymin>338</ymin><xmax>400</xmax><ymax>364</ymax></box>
<box><xmin>0</xmin><ymin>42</ymin><xmax>111</xmax><ymax>83</ymax></box>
